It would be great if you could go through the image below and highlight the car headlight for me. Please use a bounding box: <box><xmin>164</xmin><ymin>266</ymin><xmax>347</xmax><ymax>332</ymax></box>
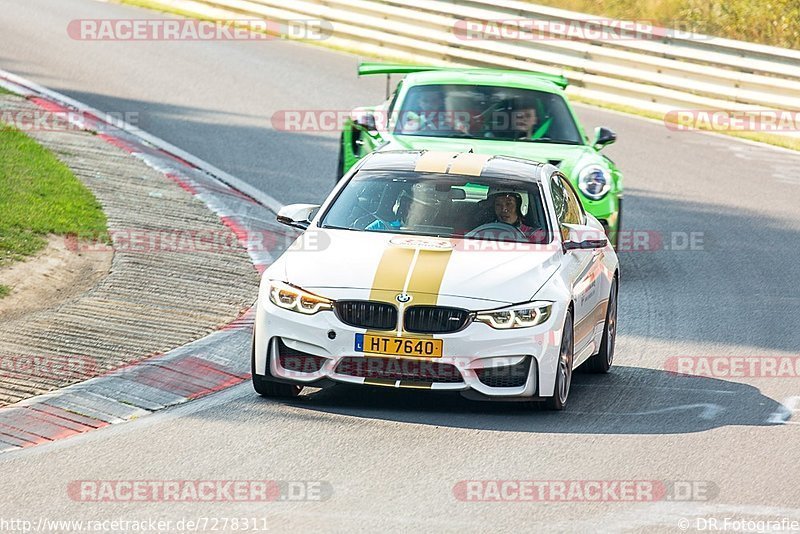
<box><xmin>578</xmin><ymin>164</ymin><xmax>611</xmax><ymax>200</ymax></box>
<box><xmin>268</xmin><ymin>280</ymin><xmax>333</xmax><ymax>315</ymax></box>
<box><xmin>475</xmin><ymin>302</ymin><xmax>553</xmax><ymax>329</ymax></box>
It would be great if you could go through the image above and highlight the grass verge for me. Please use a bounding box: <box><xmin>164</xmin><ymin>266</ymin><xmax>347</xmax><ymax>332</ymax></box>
<box><xmin>0</xmin><ymin>123</ymin><xmax>108</xmax><ymax>276</ymax></box>
<box><xmin>526</xmin><ymin>0</ymin><xmax>800</xmax><ymax>49</ymax></box>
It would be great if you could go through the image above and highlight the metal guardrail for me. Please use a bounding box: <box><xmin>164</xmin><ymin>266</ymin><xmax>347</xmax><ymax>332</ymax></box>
<box><xmin>152</xmin><ymin>0</ymin><xmax>799</xmax><ymax>135</ymax></box>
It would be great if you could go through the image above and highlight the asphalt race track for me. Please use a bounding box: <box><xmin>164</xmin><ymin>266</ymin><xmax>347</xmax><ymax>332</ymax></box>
<box><xmin>1</xmin><ymin>0</ymin><xmax>800</xmax><ymax>530</ymax></box>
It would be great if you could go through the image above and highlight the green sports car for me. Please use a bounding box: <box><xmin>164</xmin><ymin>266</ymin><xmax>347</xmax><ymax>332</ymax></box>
<box><xmin>337</xmin><ymin>63</ymin><xmax>622</xmax><ymax>245</ymax></box>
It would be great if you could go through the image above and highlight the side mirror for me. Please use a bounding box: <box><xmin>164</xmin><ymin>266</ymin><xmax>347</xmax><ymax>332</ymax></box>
<box><xmin>353</xmin><ymin>111</ymin><xmax>378</xmax><ymax>132</ymax></box>
<box><xmin>563</xmin><ymin>238</ymin><xmax>607</xmax><ymax>251</ymax></box>
<box><xmin>593</xmin><ymin>127</ymin><xmax>616</xmax><ymax>150</ymax></box>
<box><xmin>562</xmin><ymin>224</ymin><xmax>608</xmax><ymax>252</ymax></box>
<box><xmin>277</xmin><ymin>203</ymin><xmax>320</xmax><ymax>230</ymax></box>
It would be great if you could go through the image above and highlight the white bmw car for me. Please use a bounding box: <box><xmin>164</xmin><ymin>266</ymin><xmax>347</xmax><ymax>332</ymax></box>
<box><xmin>252</xmin><ymin>150</ymin><xmax>618</xmax><ymax>409</ymax></box>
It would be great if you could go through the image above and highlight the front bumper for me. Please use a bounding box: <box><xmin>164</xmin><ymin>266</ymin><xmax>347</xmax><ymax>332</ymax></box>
<box><xmin>253</xmin><ymin>296</ymin><xmax>566</xmax><ymax>399</ymax></box>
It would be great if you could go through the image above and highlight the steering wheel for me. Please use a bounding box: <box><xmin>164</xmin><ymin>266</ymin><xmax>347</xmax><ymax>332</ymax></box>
<box><xmin>353</xmin><ymin>204</ymin><xmax>394</xmax><ymax>230</ymax></box>
<box><xmin>465</xmin><ymin>222</ymin><xmax>526</xmax><ymax>240</ymax></box>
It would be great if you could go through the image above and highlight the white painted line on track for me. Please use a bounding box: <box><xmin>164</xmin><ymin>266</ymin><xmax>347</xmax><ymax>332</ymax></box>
<box><xmin>567</xmin><ymin>403</ymin><xmax>724</xmax><ymax>420</ymax></box>
<box><xmin>768</xmin><ymin>396</ymin><xmax>800</xmax><ymax>424</ymax></box>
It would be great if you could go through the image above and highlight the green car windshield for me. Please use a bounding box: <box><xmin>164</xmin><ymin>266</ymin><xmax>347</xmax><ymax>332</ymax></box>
<box><xmin>320</xmin><ymin>171</ymin><xmax>552</xmax><ymax>244</ymax></box>
<box><xmin>393</xmin><ymin>84</ymin><xmax>583</xmax><ymax>145</ymax></box>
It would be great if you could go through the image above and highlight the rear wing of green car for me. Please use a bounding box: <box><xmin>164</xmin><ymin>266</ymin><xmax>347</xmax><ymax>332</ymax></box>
<box><xmin>357</xmin><ymin>62</ymin><xmax>569</xmax><ymax>90</ymax></box>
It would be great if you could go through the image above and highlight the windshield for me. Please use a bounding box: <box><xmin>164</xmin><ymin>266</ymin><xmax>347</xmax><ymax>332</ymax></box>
<box><xmin>320</xmin><ymin>170</ymin><xmax>551</xmax><ymax>244</ymax></box>
<box><xmin>393</xmin><ymin>84</ymin><xmax>583</xmax><ymax>144</ymax></box>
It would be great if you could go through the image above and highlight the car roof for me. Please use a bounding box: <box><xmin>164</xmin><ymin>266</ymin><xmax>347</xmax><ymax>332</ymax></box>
<box><xmin>401</xmin><ymin>69</ymin><xmax>565</xmax><ymax>93</ymax></box>
<box><xmin>357</xmin><ymin>150</ymin><xmax>551</xmax><ymax>183</ymax></box>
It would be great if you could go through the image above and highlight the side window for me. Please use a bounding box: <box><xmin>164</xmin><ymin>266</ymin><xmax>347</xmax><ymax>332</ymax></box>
<box><xmin>559</xmin><ymin>175</ymin><xmax>584</xmax><ymax>225</ymax></box>
<box><xmin>386</xmin><ymin>81</ymin><xmax>403</xmax><ymax>116</ymax></box>
<box><xmin>550</xmin><ymin>176</ymin><xmax>566</xmax><ymax>223</ymax></box>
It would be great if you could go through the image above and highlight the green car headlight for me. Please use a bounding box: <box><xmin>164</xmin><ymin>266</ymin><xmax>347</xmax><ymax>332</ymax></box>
<box><xmin>578</xmin><ymin>164</ymin><xmax>611</xmax><ymax>200</ymax></box>
<box><xmin>475</xmin><ymin>302</ymin><xmax>553</xmax><ymax>329</ymax></box>
<box><xmin>268</xmin><ymin>280</ymin><xmax>333</xmax><ymax>315</ymax></box>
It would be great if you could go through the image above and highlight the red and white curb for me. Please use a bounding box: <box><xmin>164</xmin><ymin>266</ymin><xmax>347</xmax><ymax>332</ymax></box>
<box><xmin>0</xmin><ymin>70</ymin><xmax>297</xmax><ymax>452</ymax></box>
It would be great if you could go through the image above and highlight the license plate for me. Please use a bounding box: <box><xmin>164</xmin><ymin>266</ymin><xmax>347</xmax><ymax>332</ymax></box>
<box><xmin>354</xmin><ymin>333</ymin><xmax>443</xmax><ymax>358</ymax></box>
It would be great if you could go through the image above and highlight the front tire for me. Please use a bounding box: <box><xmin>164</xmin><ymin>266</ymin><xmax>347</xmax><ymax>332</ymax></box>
<box><xmin>251</xmin><ymin>335</ymin><xmax>303</xmax><ymax>398</ymax></box>
<box><xmin>585</xmin><ymin>278</ymin><xmax>618</xmax><ymax>374</ymax></box>
<box><xmin>252</xmin><ymin>373</ymin><xmax>303</xmax><ymax>398</ymax></box>
<box><xmin>545</xmin><ymin>311</ymin><xmax>574</xmax><ymax>411</ymax></box>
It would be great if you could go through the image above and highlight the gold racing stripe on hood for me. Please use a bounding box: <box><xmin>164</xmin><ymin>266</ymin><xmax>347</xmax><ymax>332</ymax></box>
<box><xmin>447</xmin><ymin>153</ymin><xmax>492</xmax><ymax>176</ymax></box>
<box><xmin>368</xmin><ymin>242</ymin><xmax>454</xmax><ymax>336</ymax></box>
<box><xmin>369</xmin><ymin>246</ymin><xmax>417</xmax><ymax>302</ymax></box>
<box><xmin>414</xmin><ymin>151</ymin><xmax>459</xmax><ymax>173</ymax></box>
<box><xmin>405</xmin><ymin>249</ymin><xmax>453</xmax><ymax>306</ymax></box>
<box><xmin>369</xmin><ymin>246</ymin><xmax>453</xmax><ymax>306</ymax></box>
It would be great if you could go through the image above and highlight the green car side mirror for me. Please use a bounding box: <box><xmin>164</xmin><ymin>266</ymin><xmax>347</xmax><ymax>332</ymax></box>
<box><xmin>593</xmin><ymin>127</ymin><xmax>617</xmax><ymax>150</ymax></box>
<box><xmin>356</xmin><ymin>112</ymin><xmax>378</xmax><ymax>132</ymax></box>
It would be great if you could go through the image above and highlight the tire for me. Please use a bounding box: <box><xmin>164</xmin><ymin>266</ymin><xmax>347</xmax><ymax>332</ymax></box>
<box><xmin>251</xmin><ymin>335</ymin><xmax>303</xmax><ymax>398</ymax></box>
<box><xmin>585</xmin><ymin>278</ymin><xmax>618</xmax><ymax>374</ymax></box>
<box><xmin>545</xmin><ymin>311</ymin><xmax>574</xmax><ymax>411</ymax></box>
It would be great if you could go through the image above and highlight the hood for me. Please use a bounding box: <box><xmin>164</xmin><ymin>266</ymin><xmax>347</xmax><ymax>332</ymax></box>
<box><xmin>379</xmin><ymin>134</ymin><xmax>596</xmax><ymax>176</ymax></box>
<box><xmin>271</xmin><ymin>228</ymin><xmax>561</xmax><ymax>308</ymax></box>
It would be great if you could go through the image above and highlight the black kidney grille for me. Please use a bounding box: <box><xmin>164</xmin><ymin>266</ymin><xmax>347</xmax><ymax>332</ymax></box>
<box><xmin>403</xmin><ymin>306</ymin><xmax>472</xmax><ymax>334</ymax></box>
<box><xmin>335</xmin><ymin>301</ymin><xmax>397</xmax><ymax>330</ymax></box>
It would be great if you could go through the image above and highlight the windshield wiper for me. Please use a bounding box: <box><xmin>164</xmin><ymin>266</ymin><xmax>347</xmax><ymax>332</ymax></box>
<box><xmin>516</xmin><ymin>138</ymin><xmax>582</xmax><ymax>145</ymax></box>
<box><xmin>320</xmin><ymin>224</ymin><xmax>356</xmax><ymax>231</ymax></box>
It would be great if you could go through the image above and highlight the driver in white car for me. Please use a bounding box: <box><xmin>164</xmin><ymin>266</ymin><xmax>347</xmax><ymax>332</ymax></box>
<box><xmin>493</xmin><ymin>191</ymin><xmax>535</xmax><ymax>234</ymax></box>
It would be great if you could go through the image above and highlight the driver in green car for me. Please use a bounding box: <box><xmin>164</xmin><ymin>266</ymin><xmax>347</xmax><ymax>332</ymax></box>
<box><xmin>488</xmin><ymin>97</ymin><xmax>552</xmax><ymax>141</ymax></box>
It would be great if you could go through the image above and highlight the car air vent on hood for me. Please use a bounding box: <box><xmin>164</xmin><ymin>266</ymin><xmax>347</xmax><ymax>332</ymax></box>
<box><xmin>548</xmin><ymin>160</ymin><xmax>562</xmax><ymax>167</ymax></box>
